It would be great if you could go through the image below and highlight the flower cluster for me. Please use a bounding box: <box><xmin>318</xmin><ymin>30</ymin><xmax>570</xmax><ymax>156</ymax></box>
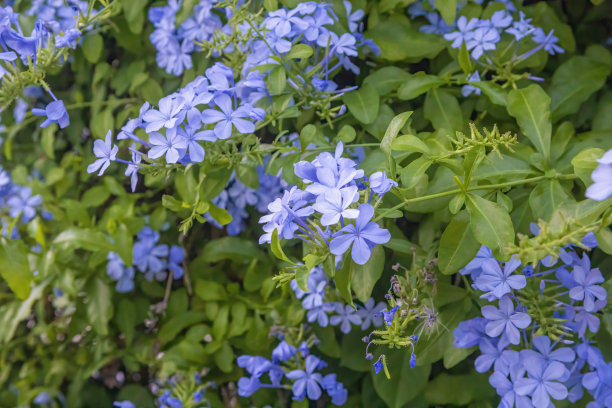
<box><xmin>586</xmin><ymin>149</ymin><xmax>612</xmax><ymax>202</ymax></box>
<box><xmin>148</xmin><ymin>0</ymin><xmax>222</xmax><ymax>75</ymax></box>
<box><xmin>87</xmin><ymin>62</ymin><xmax>266</xmax><ymax>188</ymax></box>
<box><xmin>259</xmin><ymin>142</ymin><xmax>394</xmax><ymax>266</ymax></box>
<box><xmin>27</xmin><ymin>0</ymin><xmax>89</xmax><ymax>34</ymax></box>
<box><xmin>0</xmin><ymin>3</ymin><xmax>100</xmax><ymax>125</ymax></box>
<box><xmin>237</xmin><ymin>338</ymin><xmax>347</xmax><ymax>405</ymax></box>
<box><xmin>363</xmin><ymin>262</ymin><xmax>439</xmax><ymax>378</ymax></box>
<box><xmin>107</xmin><ymin>226</ymin><xmax>185</xmax><ymax>293</ymax></box>
<box><xmin>206</xmin><ymin>165</ymin><xmax>285</xmax><ymax>235</ymax></box>
<box><xmin>115</xmin><ymin>371</ymin><xmax>215</xmax><ymax>408</ymax></box>
<box><xmin>0</xmin><ymin>166</ymin><xmax>50</xmax><ymax>238</ymax></box>
<box><xmin>290</xmin><ymin>266</ymin><xmax>386</xmax><ymax>333</ymax></box>
<box><xmin>409</xmin><ymin>0</ymin><xmax>565</xmax><ymax>93</ymax></box>
<box><xmin>454</xmin><ymin>229</ymin><xmax>611</xmax><ymax>408</ymax></box>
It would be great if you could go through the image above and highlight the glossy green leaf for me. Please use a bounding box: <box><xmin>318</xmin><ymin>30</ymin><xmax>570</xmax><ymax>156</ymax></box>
<box><xmin>343</xmin><ymin>82</ymin><xmax>380</xmax><ymax>124</ymax></box>
<box><xmin>397</xmin><ymin>73</ymin><xmax>446</xmax><ymax>100</ymax></box>
<box><xmin>0</xmin><ymin>240</ymin><xmax>33</xmax><ymax>299</ymax></box>
<box><xmin>466</xmin><ymin>193</ymin><xmax>514</xmax><ymax>258</ymax></box>
<box><xmin>424</xmin><ymin>88</ymin><xmax>463</xmax><ymax>133</ymax></box>
<box><xmin>86</xmin><ymin>277</ymin><xmax>114</xmax><ymax>336</ymax></box>
<box><xmin>507</xmin><ymin>84</ymin><xmax>551</xmax><ymax>161</ymax></box>
<box><xmin>351</xmin><ymin>246</ymin><xmax>385</xmax><ymax>303</ymax></box>
<box><xmin>438</xmin><ymin>211</ymin><xmax>481</xmax><ymax>275</ymax></box>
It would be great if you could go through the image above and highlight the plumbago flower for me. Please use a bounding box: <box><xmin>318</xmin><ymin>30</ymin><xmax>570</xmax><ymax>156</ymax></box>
<box><xmin>86</xmin><ymin>62</ymin><xmax>266</xmax><ymax>189</ymax></box>
<box><xmin>364</xmin><ymin>264</ymin><xmax>439</xmax><ymax>379</ymax></box>
<box><xmin>105</xmin><ymin>226</ymin><xmax>186</xmax><ymax>293</ymax></box>
<box><xmin>237</xmin><ymin>338</ymin><xmax>347</xmax><ymax>405</ymax></box>
<box><xmin>259</xmin><ymin>142</ymin><xmax>392</xmax><ymax>271</ymax></box>
<box><xmin>586</xmin><ymin>149</ymin><xmax>612</xmax><ymax>201</ymax></box>
<box><xmin>454</xmin><ymin>228</ymin><xmax>611</xmax><ymax>408</ymax></box>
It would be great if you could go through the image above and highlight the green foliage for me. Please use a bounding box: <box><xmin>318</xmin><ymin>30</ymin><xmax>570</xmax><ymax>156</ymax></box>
<box><xmin>0</xmin><ymin>0</ymin><xmax>611</xmax><ymax>407</ymax></box>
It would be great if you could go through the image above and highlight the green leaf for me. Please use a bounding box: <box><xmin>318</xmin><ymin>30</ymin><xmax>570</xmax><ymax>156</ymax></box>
<box><xmin>343</xmin><ymin>82</ymin><xmax>380</xmax><ymax>125</ymax></box>
<box><xmin>572</xmin><ymin>148</ymin><xmax>603</xmax><ymax>186</ymax></box>
<box><xmin>372</xmin><ymin>349</ymin><xmax>431</xmax><ymax>408</ymax></box>
<box><xmin>53</xmin><ymin>228</ymin><xmax>115</xmax><ymax>252</ymax></box>
<box><xmin>351</xmin><ymin>246</ymin><xmax>384</xmax><ymax>303</ymax></box>
<box><xmin>337</xmin><ymin>125</ymin><xmax>356</xmax><ymax>143</ymax></box>
<box><xmin>434</xmin><ymin>0</ymin><xmax>457</xmax><ymax>24</ymax></box>
<box><xmin>207</xmin><ymin>201</ymin><xmax>233</xmax><ymax>225</ymax></box>
<box><xmin>458</xmin><ymin>42</ymin><xmax>473</xmax><ymax>75</ymax></box>
<box><xmin>335</xmin><ymin>255</ymin><xmax>355</xmax><ymax>308</ymax></box>
<box><xmin>425</xmin><ymin>373</ymin><xmax>494</xmax><ymax>405</ymax></box>
<box><xmin>286</xmin><ymin>44</ymin><xmax>313</xmax><ymax>59</ymax></box>
<box><xmin>400</xmin><ymin>157</ymin><xmax>432</xmax><ymax>189</ymax></box>
<box><xmin>82</xmin><ymin>34</ymin><xmax>103</xmax><ymax>63</ymax></box>
<box><xmin>424</xmin><ymin>88</ymin><xmax>463</xmax><ymax>133</ymax></box>
<box><xmin>549</xmin><ymin>53</ymin><xmax>611</xmax><ymax>122</ymax></box>
<box><xmin>270</xmin><ymin>229</ymin><xmax>294</xmax><ymax>263</ymax></box>
<box><xmin>214</xmin><ymin>341</ymin><xmax>235</xmax><ymax>373</ymax></box>
<box><xmin>194</xmin><ymin>279</ymin><xmax>227</xmax><ymax>301</ymax></box>
<box><xmin>115</xmin><ymin>298</ymin><xmax>136</xmax><ymax>346</ymax></box>
<box><xmin>81</xmin><ymin>185</ymin><xmax>110</xmax><ymax>207</ymax></box>
<box><xmin>41</xmin><ymin>125</ymin><xmax>56</xmax><ymax>159</ymax></box>
<box><xmin>397</xmin><ymin>73</ymin><xmax>446</xmax><ymax>100</ymax></box>
<box><xmin>0</xmin><ymin>240</ymin><xmax>33</xmax><ymax>299</ymax></box>
<box><xmin>529</xmin><ymin>180</ymin><xmax>572</xmax><ymax>221</ymax></box>
<box><xmin>473</xmin><ymin>81</ymin><xmax>507</xmax><ymax>106</ymax></box>
<box><xmin>466</xmin><ymin>193</ymin><xmax>514</xmax><ymax>258</ymax></box>
<box><xmin>363</xmin><ymin>66</ymin><xmax>411</xmax><ymax>96</ymax></box>
<box><xmin>116</xmin><ymin>385</ymin><xmax>154</xmax><ymax>407</ymax></box>
<box><xmin>162</xmin><ymin>194</ymin><xmax>187</xmax><ymax>212</ymax></box>
<box><xmin>267</xmin><ymin>66</ymin><xmax>286</xmax><ymax>95</ymax></box>
<box><xmin>86</xmin><ymin>277</ymin><xmax>114</xmax><ymax>336</ymax></box>
<box><xmin>367</xmin><ymin>19</ymin><xmax>446</xmax><ymax>61</ymax></box>
<box><xmin>507</xmin><ymin>84</ymin><xmax>551</xmax><ymax>161</ymax></box>
<box><xmin>200</xmin><ymin>236</ymin><xmax>261</xmax><ymax>263</ymax></box>
<box><xmin>438</xmin><ymin>211</ymin><xmax>481</xmax><ymax>275</ymax></box>
<box><xmin>391</xmin><ymin>134</ymin><xmax>430</xmax><ymax>154</ymax></box>
<box><xmin>380</xmin><ymin>111</ymin><xmax>413</xmax><ymax>174</ymax></box>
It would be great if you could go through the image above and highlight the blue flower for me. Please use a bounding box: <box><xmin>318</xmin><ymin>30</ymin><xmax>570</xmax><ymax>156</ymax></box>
<box><xmin>264</xmin><ymin>8</ymin><xmax>306</xmax><ymax>37</ymax></box>
<box><xmin>148</xmin><ymin>128</ymin><xmax>187</xmax><ymax>164</ymax></box>
<box><xmin>201</xmin><ymin>93</ymin><xmax>255</xmax><ymax>140</ymax></box>
<box><xmin>259</xmin><ymin>186</ymin><xmax>314</xmax><ymax>243</ymax></box>
<box><xmin>106</xmin><ymin>252</ymin><xmax>135</xmax><ymax>293</ymax></box>
<box><xmin>33</xmin><ymin>392</ymin><xmax>52</xmax><ymax>405</ymax></box>
<box><xmin>322</xmin><ymin>373</ymin><xmax>348</xmax><ymax>405</ymax></box>
<box><xmin>286</xmin><ymin>355</ymin><xmax>324</xmax><ymax>401</ymax></box>
<box><xmin>586</xmin><ymin>149</ymin><xmax>612</xmax><ymax>201</ymax></box>
<box><xmin>443</xmin><ymin>16</ymin><xmax>478</xmax><ymax>48</ymax></box>
<box><xmin>520</xmin><ymin>336</ymin><xmax>575</xmax><ymax>367</ymax></box>
<box><xmin>168</xmin><ymin>245</ymin><xmax>185</xmax><ymax>279</ymax></box>
<box><xmin>379</xmin><ymin>305</ymin><xmax>398</xmax><ymax>326</ymax></box>
<box><xmin>237</xmin><ymin>376</ymin><xmax>262</xmax><ymax>397</ymax></box>
<box><xmin>329</xmin><ymin>203</ymin><xmax>390</xmax><ymax>265</ymax></box>
<box><xmin>272</xmin><ymin>340</ymin><xmax>297</xmax><ymax>363</ymax></box>
<box><xmin>7</xmin><ymin>186</ymin><xmax>41</xmax><ymax>222</ymax></box>
<box><xmin>32</xmin><ymin>99</ymin><xmax>70</xmax><ymax>128</ymax></box>
<box><xmin>461</xmin><ymin>71</ymin><xmax>482</xmax><ymax>97</ymax></box>
<box><xmin>312</xmin><ymin>186</ymin><xmax>360</xmax><ymax>226</ymax></box>
<box><xmin>460</xmin><ymin>245</ymin><xmax>498</xmax><ymax>280</ymax></box>
<box><xmin>330</xmin><ymin>303</ymin><xmax>362</xmax><ymax>334</ymax></box>
<box><xmin>124</xmin><ymin>144</ymin><xmax>142</xmax><ymax>192</ymax></box>
<box><xmin>54</xmin><ymin>28</ymin><xmax>80</xmax><ymax>48</ymax></box>
<box><xmin>569</xmin><ymin>264</ymin><xmax>606</xmax><ymax>312</ymax></box>
<box><xmin>306</xmin><ymin>303</ymin><xmax>335</xmax><ymax>327</ymax></box>
<box><xmin>474</xmin><ymin>337</ymin><xmax>510</xmax><ymax>373</ymax></box>
<box><xmin>357</xmin><ymin>298</ymin><xmax>386</xmax><ymax>330</ymax></box>
<box><xmin>466</xmin><ymin>27</ymin><xmax>500</xmax><ymax>59</ymax></box>
<box><xmin>506</xmin><ymin>11</ymin><xmax>535</xmax><ymax>41</ymax></box>
<box><xmin>532</xmin><ymin>28</ymin><xmax>563</xmax><ymax>55</ymax></box>
<box><xmin>368</xmin><ymin>171</ymin><xmax>397</xmax><ymax>196</ymax></box>
<box><xmin>158</xmin><ymin>390</ymin><xmax>183</xmax><ymax>408</ymax></box>
<box><xmin>515</xmin><ymin>360</ymin><xmax>568</xmax><ymax>408</ymax></box>
<box><xmin>343</xmin><ymin>0</ymin><xmax>364</xmax><ymax>32</ymax></box>
<box><xmin>87</xmin><ymin>130</ymin><xmax>118</xmax><ymax>176</ymax></box>
<box><xmin>373</xmin><ymin>354</ymin><xmax>384</xmax><ymax>374</ymax></box>
<box><xmin>481</xmin><ymin>295</ymin><xmax>531</xmax><ymax>345</ymax></box>
<box><xmin>474</xmin><ymin>256</ymin><xmax>526</xmax><ymax>300</ymax></box>
<box><xmin>142</xmin><ymin>95</ymin><xmax>186</xmax><ymax>132</ymax></box>
<box><xmin>420</xmin><ymin>12</ymin><xmax>453</xmax><ymax>35</ymax></box>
